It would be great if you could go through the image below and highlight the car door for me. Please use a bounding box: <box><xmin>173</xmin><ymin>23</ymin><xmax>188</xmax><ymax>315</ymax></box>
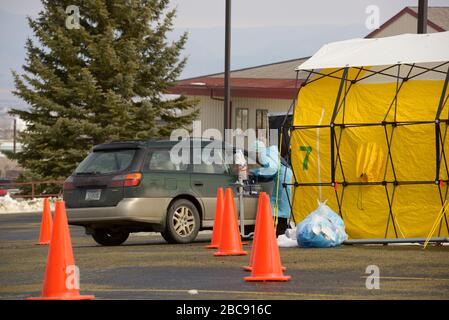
<box><xmin>191</xmin><ymin>146</ymin><xmax>275</xmax><ymax>226</ymax></box>
<box><xmin>231</xmin><ymin>149</ymin><xmax>275</xmax><ymax>224</ymax></box>
<box><xmin>190</xmin><ymin>147</ymin><xmax>236</xmax><ymax>222</ymax></box>
<box><xmin>136</xmin><ymin>148</ymin><xmax>191</xmax><ymax>213</ymax></box>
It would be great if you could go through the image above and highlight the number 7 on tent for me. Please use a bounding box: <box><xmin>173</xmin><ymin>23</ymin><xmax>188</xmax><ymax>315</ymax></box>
<box><xmin>299</xmin><ymin>146</ymin><xmax>312</xmax><ymax>171</ymax></box>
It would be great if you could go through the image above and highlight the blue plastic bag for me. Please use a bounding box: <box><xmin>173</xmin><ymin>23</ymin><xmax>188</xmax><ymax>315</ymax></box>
<box><xmin>296</xmin><ymin>201</ymin><xmax>348</xmax><ymax>248</ymax></box>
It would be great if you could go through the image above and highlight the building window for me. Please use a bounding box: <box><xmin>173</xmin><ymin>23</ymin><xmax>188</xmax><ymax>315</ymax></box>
<box><xmin>256</xmin><ymin>109</ymin><xmax>268</xmax><ymax>140</ymax></box>
<box><xmin>235</xmin><ymin>108</ymin><xmax>249</xmax><ymax>131</ymax></box>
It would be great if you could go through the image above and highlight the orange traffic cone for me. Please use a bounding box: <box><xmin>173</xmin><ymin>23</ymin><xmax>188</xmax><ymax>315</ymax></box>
<box><xmin>205</xmin><ymin>188</ymin><xmax>225</xmax><ymax>249</ymax></box>
<box><xmin>244</xmin><ymin>193</ymin><xmax>290</xmax><ymax>282</ymax></box>
<box><xmin>28</xmin><ymin>200</ymin><xmax>94</xmax><ymax>300</ymax></box>
<box><xmin>214</xmin><ymin>188</ymin><xmax>247</xmax><ymax>256</ymax></box>
<box><xmin>243</xmin><ymin>192</ymin><xmax>264</xmax><ymax>271</ymax></box>
<box><xmin>36</xmin><ymin>198</ymin><xmax>53</xmax><ymax>245</ymax></box>
<box><xmin>243</xmin><ymin>193</ymin><xmax>286</xmax><ymax>272</ymax></box>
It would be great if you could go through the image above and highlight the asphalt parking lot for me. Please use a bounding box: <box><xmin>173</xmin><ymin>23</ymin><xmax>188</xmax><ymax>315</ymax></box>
<box><xmin>1</xmin><ymin>212</ymin><xmax>449</xmax><ymax>300</ymax></box>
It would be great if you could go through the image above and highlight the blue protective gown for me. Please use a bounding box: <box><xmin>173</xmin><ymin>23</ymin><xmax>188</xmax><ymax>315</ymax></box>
<box><xmin>250</xmin><ymin>145</ymin><xmax>293</xmax><ymax>219</ymax></box>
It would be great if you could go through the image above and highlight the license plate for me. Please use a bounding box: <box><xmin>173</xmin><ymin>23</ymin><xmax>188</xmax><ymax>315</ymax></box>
<box><xmin>85</xmin><ymin>189</ymin><xmax>101</xmax><ymax>201</ymax></box>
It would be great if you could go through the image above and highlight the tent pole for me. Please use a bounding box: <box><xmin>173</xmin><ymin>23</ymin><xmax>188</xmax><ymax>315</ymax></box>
<box><xmin>330</xmin><ymin>67</ymin><xmax>348</xmax><ymax>184</ymax></box>
<box><xmin>344</xmin><ymin>237</ymin><xmax>449</xmax><ymax>245</ymax></box>
<box><xmin>435</xmin><ymin>66</ymin><xmax>449</xmax><ymax>235</ymax></box>
<box><xmin>435</xmin><ymin>66</ymin><xmax>449</xmax><ymax>182</ymax></box>
<box><xmin>288</xmin><ymin>69</ymin><xmax>316</xmax><ymax>224</ymax></box>
<box><xmin>435</xmin><ymin>66</ymin><xmax>449</xmax><ymax>120</ymax></box>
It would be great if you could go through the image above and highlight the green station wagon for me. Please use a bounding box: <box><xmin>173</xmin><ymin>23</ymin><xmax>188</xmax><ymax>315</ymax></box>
<box><xmin>63</xmin><ymin>139</ymin><xmax>275</xmax><ymax>246</ymax></box>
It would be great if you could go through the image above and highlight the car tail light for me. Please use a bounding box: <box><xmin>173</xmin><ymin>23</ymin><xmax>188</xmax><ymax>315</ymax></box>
<box><xmin>124</xmin><ymin>173</ymin><xmax>142</xmax><ymax>187</ymax></box>
<box><xmin>63</xmin><ymin>176</ymin><xmax>75</xmax><ymax>190</ymax></box>
<box><xmin>111</xmin><ymin>173</ymin><xmax>142</xmax><ymax>187</ymax></box>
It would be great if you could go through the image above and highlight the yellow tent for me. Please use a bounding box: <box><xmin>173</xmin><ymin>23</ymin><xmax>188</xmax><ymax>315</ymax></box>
<box><xmin>290</xmin><ymin>32</ymin><xmax>449</xmax><ymax>239</ymax></box>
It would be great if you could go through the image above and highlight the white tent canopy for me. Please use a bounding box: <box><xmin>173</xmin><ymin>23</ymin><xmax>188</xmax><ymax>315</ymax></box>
<box><xmin>296</xmin><ymin>31</ymin><xmax>449</xmax><ymax>71</ymax></box>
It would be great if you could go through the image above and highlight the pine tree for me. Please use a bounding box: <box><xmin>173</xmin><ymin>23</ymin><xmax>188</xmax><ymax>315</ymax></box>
<box><xmin>9</xmin><ymin>0</ymin><xmax>198</xmax><ymax>179</ymax></box>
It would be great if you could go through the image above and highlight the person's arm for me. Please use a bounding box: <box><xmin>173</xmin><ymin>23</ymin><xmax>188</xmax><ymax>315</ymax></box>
<box><xmin>250</xmin><ymin>148</ymin><xmax>279</xmax><ymax>177</ymax></box>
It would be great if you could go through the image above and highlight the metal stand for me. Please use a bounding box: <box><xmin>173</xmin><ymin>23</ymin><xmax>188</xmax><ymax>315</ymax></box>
<box><xmin>234</xmin><ymin>182</ymin><xmax>254</xmax><ymax>239</ymax></box>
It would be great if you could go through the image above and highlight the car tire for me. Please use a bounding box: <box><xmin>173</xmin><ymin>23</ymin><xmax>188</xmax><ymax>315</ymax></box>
<box><xmin>92</xmin><ymin>229</ymin><xmax>129</xmax><ymax>246</ymax></box>
<box><xmin>161</xmin><ymin>199</ymin><xmax>200</xmax><ymax>244</ymax></box>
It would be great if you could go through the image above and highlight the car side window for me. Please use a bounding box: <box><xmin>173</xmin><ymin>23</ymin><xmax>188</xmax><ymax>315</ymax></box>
<box><xmin>192</xmin><ymin>148</ymin><xmax>228</xmax><ymax>174</ymax></box>
<box><xmin>224</xmin><ymin>149</ymin><xmax>263</xmax><ymax>174</ymax></box>
<box><xmin>145</xmin><ymin>149</ymin><xmax>188</xmax><ymax>171</ymax></box>
<box><xmin>245</xmin><ymin>153</ymin><xmax>263</xmax><ymax>171</ymax></box>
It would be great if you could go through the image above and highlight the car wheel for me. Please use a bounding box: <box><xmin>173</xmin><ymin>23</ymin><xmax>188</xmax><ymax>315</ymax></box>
<box><xmin>92</xmin><ymin>229</ymin><xmax>129</xmax><ymax>246</ymax></box>
<box><xmin>161</xmin><ymin>199</ymin><xmax>200</xmax><ymax>244</ymax></box>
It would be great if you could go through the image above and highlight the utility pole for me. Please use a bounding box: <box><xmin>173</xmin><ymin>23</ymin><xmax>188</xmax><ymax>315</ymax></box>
<box><xmin>223</xmin><ymin>0</ymin><xmax>231</xmax><ymax>138</ymax></box>
<box><xmin>13</xmin><ymin>118</ymin><xmax>16</xmax><ymax>154</ymax></box>
<box><xmin>417</xmin><ymin>0</ymin><xmax>428</xmax><ymax>34</ymax></box>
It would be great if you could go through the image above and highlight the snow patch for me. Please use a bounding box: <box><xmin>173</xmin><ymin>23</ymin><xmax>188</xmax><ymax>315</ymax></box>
<box><xmin>0</xmin><ymin>193</ymin><xmax>59</xmax><ymax>214</ymax></box>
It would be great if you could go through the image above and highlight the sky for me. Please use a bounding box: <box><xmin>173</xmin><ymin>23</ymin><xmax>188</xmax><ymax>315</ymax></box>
<box><xmin>3</xmin><ymin>0</ymin><xmax>449</xmax><ymax>28</ymax></box>
<box><xmin>0</xmin><ymin>0</ymin><xmax>449</xmax><ymax>121</ymax></box>
<box><xmin>166</xmin><ymin>0</ymin><xmax>444</xmax><ymax>28</ymax></box>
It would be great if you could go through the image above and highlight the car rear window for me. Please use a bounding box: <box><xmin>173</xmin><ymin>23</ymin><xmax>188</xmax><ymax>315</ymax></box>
<box><xmin>75</xmin><ymin>149</ymin><xmax>136</xmax><ymax>175</ymax></box>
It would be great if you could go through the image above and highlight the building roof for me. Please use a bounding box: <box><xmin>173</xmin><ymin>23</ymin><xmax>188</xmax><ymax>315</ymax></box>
<box><xmin>209</xmin><ymin>57</ymin><xmax>310</xmax><ymax>80</ymax></box>
<box><xmin>169</xmin><ymin>6</ymin><xmax>449</xmax><ymax>100</ymax></box>
<box><xmin>169</xmin><ymin>77</ymin><xmax>302</xmax><ymax>100</ymax></box>
<box><xmin>178</xmin><ymin>57</ymin><xmax>310</xmax><ymax>82</ymax></box>
<box><xmin>170</xmin><ymin>58</ymin><xmax>308</xmax><ymax>99</ymax></box>
<box><xmin>410</xmin><ymin>6</ymin><xmax>449</xmax><ymax>30</ymax></box>
<box><xmin>366</xmin><ymin>6</ymin><xmax>448</xmax><ymax>38</ymax></box>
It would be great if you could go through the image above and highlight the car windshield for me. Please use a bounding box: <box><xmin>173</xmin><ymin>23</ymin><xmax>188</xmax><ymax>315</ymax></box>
<box><xmin>75</xmin><ymin>149</ymin><xmax>136</xmax><ymax>175</ymax></box>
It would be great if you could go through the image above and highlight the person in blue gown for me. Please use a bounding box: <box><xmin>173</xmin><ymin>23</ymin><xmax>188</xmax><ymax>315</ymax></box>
<box><xmin>250</xmin><ymin>140</ymin><xmax>293</xmax><ymax>235</ymax></box>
